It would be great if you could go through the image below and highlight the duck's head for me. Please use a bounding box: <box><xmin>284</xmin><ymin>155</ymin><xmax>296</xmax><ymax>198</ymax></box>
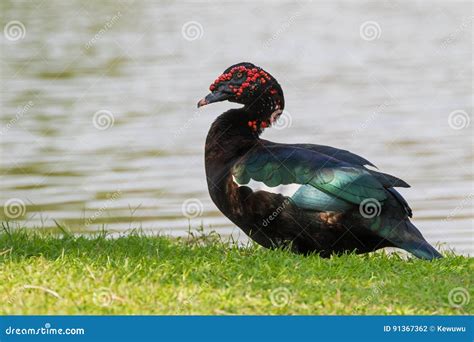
<box><xmin>197</xmin><ymin>63</ymin><xmax>285</xmax><ymax>130</ymax></box>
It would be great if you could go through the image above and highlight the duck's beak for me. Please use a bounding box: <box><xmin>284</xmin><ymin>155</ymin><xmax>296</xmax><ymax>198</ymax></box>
<box><xmin>197</xmin><ymin>90</ymin><xmax>232</xmax><ymax>108</ymax></box>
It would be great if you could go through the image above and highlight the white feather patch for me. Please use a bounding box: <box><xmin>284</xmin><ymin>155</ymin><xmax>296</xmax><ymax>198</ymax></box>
<box><xmin>232</xmin><ymin>176</ymin><xmax>300</xmax><ymax>197</ymax></box>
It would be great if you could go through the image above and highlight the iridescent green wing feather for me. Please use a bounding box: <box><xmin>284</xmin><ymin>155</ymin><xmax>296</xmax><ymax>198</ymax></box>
<box><xmin>232</xmin><ymin>145</ymin><xmax>390</xmax><ymax>206</ymax></box>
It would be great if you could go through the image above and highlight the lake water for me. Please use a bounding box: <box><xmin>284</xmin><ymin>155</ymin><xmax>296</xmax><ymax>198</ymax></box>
<box><xmin>1</xmin><ymin>1</ymin><xmax>472</xmax><ymax>254</ymax></box>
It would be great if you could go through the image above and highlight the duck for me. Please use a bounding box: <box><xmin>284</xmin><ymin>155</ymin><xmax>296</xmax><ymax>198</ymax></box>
<box><xmin>197</xmin><ymin>62</ymin><xmax>442</xmax><ymax>260</ymax></box>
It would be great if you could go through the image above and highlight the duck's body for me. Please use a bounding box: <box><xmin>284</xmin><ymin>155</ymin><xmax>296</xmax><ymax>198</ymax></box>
<box><xmin>199</xmin><ymin>63</ymin><xmax>442</xmax><ymax>259</ymax></box>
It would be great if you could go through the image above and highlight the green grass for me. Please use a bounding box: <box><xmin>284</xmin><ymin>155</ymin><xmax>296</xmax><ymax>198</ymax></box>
<box><xmin>0</xmin><ymin>227</ymin><xmax>472</xmax><ymax>315</ymax></box>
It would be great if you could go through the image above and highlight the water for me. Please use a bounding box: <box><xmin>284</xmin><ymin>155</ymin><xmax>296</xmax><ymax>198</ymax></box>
<box><xmin>1</xmin><ymin>1</ymin><xmax>472</xmax><ymax>254</ymax></box>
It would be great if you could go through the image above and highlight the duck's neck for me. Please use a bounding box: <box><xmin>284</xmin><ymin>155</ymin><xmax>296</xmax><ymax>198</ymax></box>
<box><xmin>204</xmin><ymin>108</ymin><xmax>256</xmax><ymax>207</ymax></box>
<box><xmin>205</xmin><ymin>86</ymin><xmax>284</xmax><ymax>170</ymax></box>
<box><xmin>205</xmin><ymin>108</ymin><xmax>259</xmax><ymax>163</ymax></box>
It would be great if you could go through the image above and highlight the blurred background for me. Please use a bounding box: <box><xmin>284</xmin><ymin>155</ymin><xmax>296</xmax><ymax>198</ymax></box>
<box><xmin>1</xmin><ymin>0</ymin><xmax>472</xmax><ymax>254</ymax></box>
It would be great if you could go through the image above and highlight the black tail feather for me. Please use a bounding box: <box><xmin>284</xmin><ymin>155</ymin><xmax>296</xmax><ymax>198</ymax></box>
<box><xmin>401</xmin><ymin>240</ymin><xmax>443</xmax><ymax>260</ymax></box>
<box><xmin>391</xmin><ymin>221</ymin><xmax>443</xmax><ymax>260</ymax></box>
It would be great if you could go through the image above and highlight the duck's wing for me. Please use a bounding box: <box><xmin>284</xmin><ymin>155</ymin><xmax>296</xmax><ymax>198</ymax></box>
<box><xmin>297</xmin><ymin>143</ymin><xmax>412</xmax><ymax>189</ymax></box>
<box><xmin>232</xmin><ymin>142</ymin><xmax>409</xmax><ymax>211</ymax></box>
<box><xmin>289</xmin><ymin>143</ymin><xmax>377</xmax><ymax>168</ymax></box>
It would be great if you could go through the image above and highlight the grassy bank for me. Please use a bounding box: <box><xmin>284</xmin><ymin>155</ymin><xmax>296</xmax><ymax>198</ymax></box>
<box><xmin>0</xmin><ymin>228</ymin><xmax>472</xmax><ymax>315</ymax></box>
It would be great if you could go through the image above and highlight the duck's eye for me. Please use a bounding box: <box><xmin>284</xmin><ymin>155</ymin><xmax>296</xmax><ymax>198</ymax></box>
<box><xmin>236</xmin><ymin>72</ymin><xmax>243</xmax><ymax>78</ymax></box>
